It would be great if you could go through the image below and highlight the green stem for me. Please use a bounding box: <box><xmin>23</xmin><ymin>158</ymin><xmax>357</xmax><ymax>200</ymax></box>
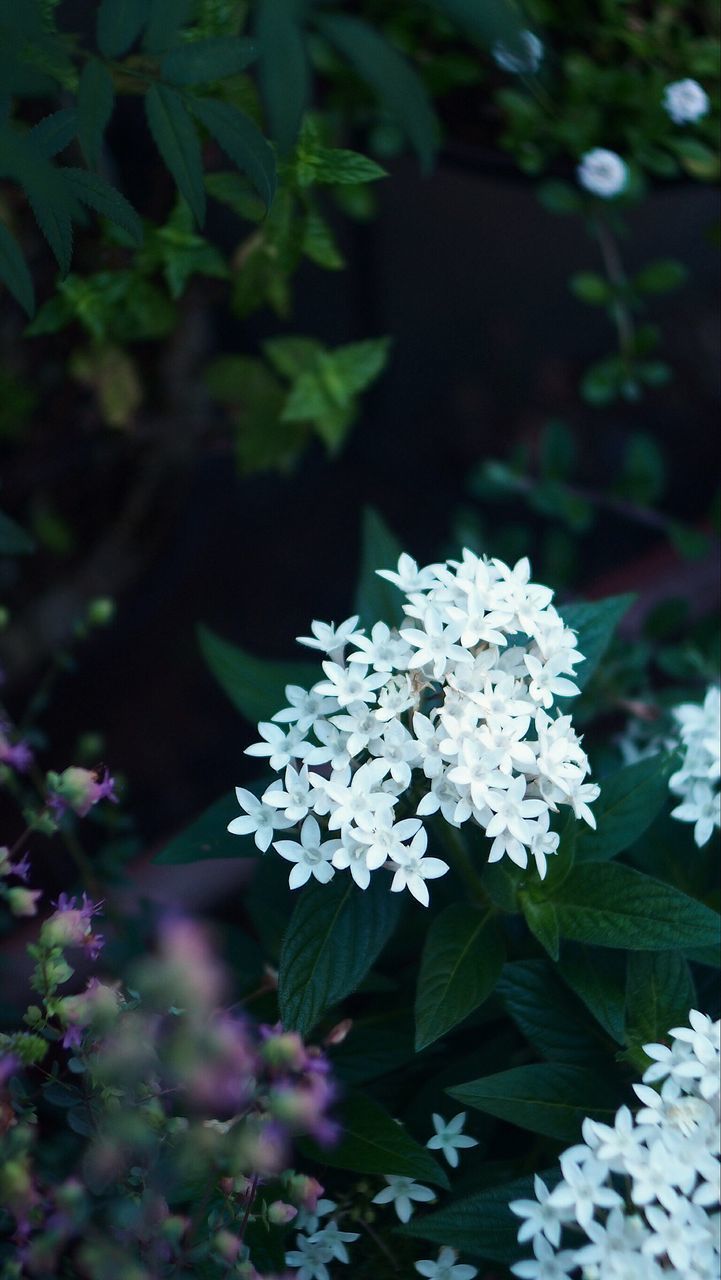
<box><xmin>593</xmin><ymin>214</ymin><xmax>636</xmax><ymax>361</ymax></box>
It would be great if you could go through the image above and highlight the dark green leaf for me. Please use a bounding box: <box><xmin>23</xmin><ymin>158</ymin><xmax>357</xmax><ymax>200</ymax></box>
<box><xmin>145</xmin><ymin>84</ymin><xmax>206</xmax><ymax>225</ymax></box>
<box><xmin>301</xmin><ymin>1091</ymin><xmax>448</xmax><ymax>1187</ymax></box>
<box><xmin>625</xmin><ymin>951</ymin><xmax>696</xmax><ymax>1049</ymax></box>
<box><xmin>153</xmin><ymin>791</ymin><xmax>257</xmax><ymax>864</ymax></box>
<box><xmin>558</xmin><ymin>594</ymin><xmax>634</xmax><ymax>691</ymax></box>
<box><xmin>190</xmin><ymin>98</ymin><xmax>276</xmax><ymax>208</ymax></box>
<box><xmin>256</xmin><ymin>0</ymin><xmax>309</xmax><ymax>155</ymax></box>
<box><xmin>162</xmin><ymin>36</ymin><xmax>257</xmax><ymax>85</ymax></box>
<box><xmin>575</xmin><ymin>755</ymin><xmax>676</xmax><ymax>862</ymax></box>
<box><xmin>520</xmin><ymin>895</ymin><xmax>559</xmax><ymax>960</ymax></box>
<box><xmin>448</xmin><ymin>1063</ymin><xmax>620</xmax><ymax>1141</ymax></box>
<box><xmin>63</xmin><ymin>169</ymin><xmax>143</xmax><ymax>245</ymax></box>
<box><xmin>557</xmin><ymin>945</ymin><xmax>626</xmax><ymax>1044</ymax></box>
<box><xmin>30</xmin><ymin>109</ymin><xmax>77</xmax><ymax>158</ymax></box>
<box><xmin>0</xmin><ymin>506</ymin><xmax>35</xmax><ymax>554</ymax></box>
<box><xmin>401</xmin><ymin>1169</ymin><xmax>560</xmax><ymax>1262</ymax></box>
<box><xmin>0</xmin><ymin>223</ymin><xmax>34</xmax><ymax>317</ymax></box>
<box><xmin>354</xmin><ymin>506</ymin><xmax>405</xmax><ymax>628</ymax></box>
<box><xmin>538</xmin><ymin>179</ymin><xmax>583</xmax><ymax>215</ymax></box>
<box><xmin>143</xmin><ymin>0</ymin><xmax>194</xmax><ymax>53</ymax></box>
<box><xmin>429</xmin><ymin>0</ymin><xmax>526</xmax><ymax>46</ymax></box>
<box><xmin>263</xmin><ymin>335</ymin><xmax>323</xmax><ymax>379</ymax></box>
<box><xmin>278</xmin><ymin>873</ymin><xmax>402</xmax><ymax>1037</ymax></box>
<box><xmin>77</xmin><ymin>60</ymin><xmax>115</xmax><ymax>169</ymax></box>
<box><xmin>497</xmin><ymin>960</ymin><xmax>603</xmax><ymax>1065</ymax></box>
<box><xmin>197</xmin><ymin>623</ymin><xmax>315</xmax><ymax>723</ymax></box>
<box><xmin>415</xmin><ymin>905</ymin><xmax>505</xmax><ymax>1050</ymax></box>
<box><xmin>317</xmin><ymin>14</ymin><xmax>438</xmax><ymax>173</ymax></box>
<box><xmin>298</xmin><ymin>147</ymin><xmax>387</xmax><ymax>186</ymax></box>
<box><xmin>97</xmin><ymin>0</ymin><xmax>149</xmax><ymax>58</ymax></box>
<box><xmin>569</xmin><ymin>271</ymin><xmax>612</xmax><ymax>306</ymax></box>
<box><xmin>634</xmin><ymin>259</ymin><xmax>688</xmax><ymax>295</ymax></box>
<box><xmin>551</xmin><ymin>863</ymin><xmax>721</xmax><ymax>952</ymax></box>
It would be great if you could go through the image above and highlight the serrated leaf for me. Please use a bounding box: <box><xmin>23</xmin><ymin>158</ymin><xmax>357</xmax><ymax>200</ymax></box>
<box><xmin>575</xmin><ymin>754</ymin><xmax>676</xmax><ymax>862</ymax></box>
<box><xmin>77</xmin><ymin>60</ymin><xmax>115</xmax><ymax>169</ymax></box>
<box><xmin>497</xmin><ymin>960</ymin><xmax>603</xmax><ymax>1065</ymax></box>
<box><xmin>63</xmin><ymin>169</ymin><xmax>143</xmax><ymax>245</ymax></box>
<box><xmin>153</xmin><ymin>790</ymin><xmax>258</xmax><ymax>864</ymax></box>
<box><xmin>197</xmin><ymin>623</ymin><xmax>315</xmax><ymax>723</ymax></box>
<box><xmin>205</xmin><ymin>171</ymin><xmax>265</xmax><ymax>221</ymax></box>
<box><xmin>415</xmin><ymin>905</ymin><xmax>504</xmax><ymax>1050</ymax></box>
<box><xmin>558</xmin><ymin>594</ymin><xmax>634</xmax><ymax>691</ymax></box>
<box><xmin>625</xmin><ymin>951</ymin><xmax>696</xmax><ymax>1049</ymax></box>
<box><xmin>97</xmin><ymin>0</ymin><xmax>149</xmax><ymax>58</ymax></box>
<box><xmin>317</xmin><ymin>13</ymin><xmax>438</xmax><ymax>173</ymax></box>
<box><xmin>302</xmin><ymin>206</ymin><xmax>344</xmax><ymax>269</ymax></box>
<box><xmin>143</xmin><ymin>0</ymin><xmax>194</xmax><ymax>53</ymax></box>
<box><xmin>0</xmin><ymin>505</ymin><xmax>35</xmax><ymax>554</ymax></box>
<box><xmin>556</xmin><ymin>944</ymin><xmax>626</xmax><ymax>1044</ymax></box>
<box><xmin>0</xmin><ymin>223</ymin><xmax>34</xmax><ymax>316</ymax></box>
<box><xmin>401</xmin><ymin>1169</ymin><xmax>560</xmax><ymax>1262</ymax></box>
<box><xmin>551</xmin><ymin>863</ymin><xmax>721</xmax><ymax>952</ymax></box>
<box><xmin>21</xmin><ymin>165</ymin><xmax>77</xmax><ymax>276</ymax></box>
<box><xmin>190</xmin><ymin>97</ymin><xmax>276</xmax><ymax>209</ymax></box>
<box><xmin>448</xmin><ymin>1064</ymin><xmax>620</xmax><ymax>1142</ymax></box>
<box><xmin>299</xmin><ymin>147</ymin><xmax>387</xmax><ymax>186</ymax></box>
<box><xmin>263</xmin><ymin>335</ymin><xmax>323</xmax><ymax>379</ymax></box>
<box><xmin>162</xmin><ymin>36</ymin><xmax>257</xmax><ymax>85</ymax></box>
<box><xmin>332</xmin><ymin>337</ymin><xmax>390</xmax><ymax>394</ymax></box>
<box><xmin>300</xmin><ymin>1091</ymin><xmax>448</xmax><ymax>1187</ymax></box>
<box><xmin>145</xmin><ymin>83</ymin><xmax>205</xmax><ymax>225</ymax></box>
<box><xmin>520</xmin><ymin>895</ymin><xmax>559</xmax><ymax>960</ymax></box>
<box><xmin>354</xmin><ymin>506</ymin><xmax>405</xmax><ymax>628</ymax></box>
<box><xmin>30</xmin><ymin>109</ymin><xmax>78</xmax><ymax>158</ymax></box>
<box><xmin>256</xmin><ymin>0</ymin><xmax>309</xmax><ymax>155</ymax></box>
<box><xmin>278</xmin><ymin>873</ymin><xmax>402</xmax><ymax>1037</ymax></box>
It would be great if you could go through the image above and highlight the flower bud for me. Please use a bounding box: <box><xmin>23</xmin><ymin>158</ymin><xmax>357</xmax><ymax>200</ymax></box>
<box><xmin>268</xmin><ymin>1200</ymin><xmax>298</xmax><ymax>1226</ymax></box>
<box><xmin>6</xmin><ymin>887</ymin><xmax>42</xmax><ymax>917</ymax></box>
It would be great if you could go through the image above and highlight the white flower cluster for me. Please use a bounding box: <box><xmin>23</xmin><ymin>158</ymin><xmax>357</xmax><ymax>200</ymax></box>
<box><xmin>577</xmin><ymin>148</ymin><xmax>629</xmax><ymax>199</ymax></box>
<box><xmin>510</xmin><ymin>1010</ymin><xmax>721</xmax><ymax>1280</ymax></box>
<box><xmin>669</xmin><ymin>686</ymin><xmax>720</xmax><ymax>849</ymax></box>
<box><xmin>229</xmin><ymin>552</ymin><xmax>598</xmax><ymax>906</ymax></box>
<box><xmin>663</xmin><ymin>79</ymin><xmax>711</xmax><ymax>125</ymax></box>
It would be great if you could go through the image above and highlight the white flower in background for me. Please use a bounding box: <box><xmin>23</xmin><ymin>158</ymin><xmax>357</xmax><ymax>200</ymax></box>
<box><xmin>669</xmin><ymin>686</ymin><xmax>720</xmax><ymax>847</ymax></box>
<box><xmin>577</xmin><ymin>148</ymin><xmax>629</xmax><ymax>199</ymax></box>
<box><xmin>492</xmin><ymin>29</ymin><xmax>544</xmax><ymax>75</ymax></box>
<box><xmin>308</xmin><ymin>1220</ymin><xmax>359</xmax><ymax>1264</ymax></box>
<box><xmin>372</xmin><ymin>1175</ymin><xmax>436</xmax><ymax>1223</ymax></box>
<box><xmin>227</xmin><ymin>786</ymin><xmax>292</xmax><ymax>852</ymax></box>
<box><xmin>231</xmin><ymin>550</ymin><xmax>597</xmax><ymax>902</ymax></box>
<box><xmin>415</xmin><ymin>1246</ymin><xmax>479</xmax><ymax>1279</ymax></box>
<box><xmin>663</xmin><ymin>78</ymin><xmax>711</xmax><ymax>125</ymax></box>
<box><xmin>285</xmin><ymin>1232</ymin><xmax>334</xmax><ymax>1280</ymax></box>
<box><xmin>426</xmin><ymin>1112</ymin><xmax>478</xmax><ymax>1168</ymax></box>
<box><xmin>511</xmin><ymin>1010</ymin><xmax>721</xmax><ymax>1280</ymax></box>
<box><xmin>295</xmin><ymin>1198</ymin><xmax>337</xmax><ymax>1236</ymax></box>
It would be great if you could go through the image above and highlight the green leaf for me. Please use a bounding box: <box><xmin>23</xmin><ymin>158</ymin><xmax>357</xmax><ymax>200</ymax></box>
<box><xmin>520</xmin><ymin>895</ymin><xmax>559</xmax><ymax>960</ymax></box>
<box><xmin>332</xmin><ymin>337</ymin><xmax>390</xmax><ymax>394</ymax></box>
<box><xmin>143</xmin><ymin>0</ymin><xmax>194</xmax><ymax>53</ymax></box>
<box><xmin>429</xmin><ymin>0</ymin><xmax>526</xmax><ymax>46</ymax></box>
<box><xmin>190</xmin><ymin>97</ymin><xmax>276</xmax><ymax>209</ymax></box>
<box><xmin>401</xmin><ymin>1169</ymin><xmax>560</xmax><ymax>1261</ymax></box>
<box><xmin>205</xmin><ymin>171</ymin><xmax>265</xmax><ymax>222</ymax></box>
<box><xmin>302</xmin><ymin>206</ymin><xmax>345</xmax><ymax>269</ymax></box>
<box><xmin>29</xmin><ymin>109</ymin><xmax>77</xmax><ymax>158</ymax></box>
<box><xmin>0</xmin><ymin>506</ymin><xmax>35</xmax><ymax>555</ymax></box>
<box><xmin>0</xmin><ymin>223</ymin><xmax>34</xmax><ymax>317</ymax></box>
<box><xmin>0</xmin><ymin>128</ymin><xmax>80</xmax><ymax>275</ymax></box>
<box><xmin>550</xmin><ymin>863</ymin><xmax>721</xmax><ymax>952</ymax></box>
<box><xmin>354</xmin><ymin>506</ymin><xmax>405</xmax><ymax>628</ymax></box>
<box><xmin>153</xmin><ymin>790</ymin><xmax>256</xmax><ymax>864</ymax></box>
<box><xmin>497</xmin><ymin>960</ymin><xmax>603</xmax><ymax>1065</ymax></box>
<box><xmin>162</xmin><ymin>36</ymin><xmax>258</xmax><ymax>85</ymax></box>
<box><xmin>263</xmin><ymin>335</ymin><xmax>323</xmax><ymax>379</ymax></box>
<box><xmin>575</xmin><ymin>755</ymin><xmax>676</xmax><ymax>862</ymax></box>
<box><xmin>77</xmin><ymin>60</ymin><xmax>115</xmax><ymax>169</ymax></box>
<box><xmin>97</xmin><ymin>0</ymin><xmax>149</xmax><ymax>58</ymax></box>
<box><xmin>298</xmin><ymin>147</ymin><xmax>387</xmax><ymax>186</ymax></box>
<box><xmin>256</xmin><ymin>0</ymin><xmax>309</xmax><ymax>155</ymax></box>
<box><xmin>415</xmin><ymin>905</ymin><xmax>505</xmax><ymax>1050</ymax></box>
<box><xmin>558</xmin><ymin>594</ymin><xmax>634</xmax><ymax>691</ymax></box>
<box><xmin>317</xmin><ymin>14</ymin><xmax>438</xmax><ymax>173</ymax></box>
<box><xmin>278</xmin><ymin>873</ymin><xmax>402</xmax><ymax>1037</ymax></box>
<box><xmin>634</xmin><ymin>258</ymin><xmax>688</xmax><ymax>295</ymax></box>
<box><xmin>145</xmin><ymin>84</ymin><xmax>206</xmax><ymax>226</ymax></box>
<box><xmin>63</xmin><ymin>169</ymin><xmax>143</xmax><ymax>245</ymax></box>
<box><xmin>625</xmin><ymin>951</ymin><xmax>696</xmax><ymax>1050</ymax></box>
<box><xmin>448</xmin><ymin>1064</ymin><xmax>620</xmax><ymax>1142</ymax></box>
<box><xmin>537</xmin><ymin>179</ymin><xmax>583</xmax><ymax>215</ymax></box>
<box><xmin>197</xmin><ymin>623</ymin><xmax>315</xmax><ymax>723</ymax></box>
<box><xmin>300</xmin><ymin>1091</ymin><xmax>448</xmax><ymax>1188</ymax></box>
<box><xmin>569</xmin><ymin>271</ymin><xmax>612</xmax><ymax>306</ymax></box>
<box><xmin>615</xmin><ymin>432</ymin><xmax>665</xmax><ymax>505</ymax></box>
<box><xmin>556</xmin><ymin>945</ymin><xmax>626</xmax><ymax>1044</ymax></box>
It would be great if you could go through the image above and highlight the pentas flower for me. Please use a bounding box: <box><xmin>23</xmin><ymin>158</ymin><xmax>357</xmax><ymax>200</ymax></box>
<box><xmin>415</xmin><ymin>1248</ymin><xmax>478</xmax><ymax>1279</ymax></box>
<box><xmin>426</xmin><ymin>1112</ymin><xmax>478</xmax><ymax>1168</ymax></box>
<box><xmin>372</xmin><ymin>1175</ymin><xmax>436</xmax><ymax>1223</ymax></box>
<box><xmin>663</xmin><ymin>79</ymin><xmax>711</xmax><ymax>125</ymax></box>
<box><xmin>230</xmin><ymin>551</ymin><xmax>597</xmax><ymax>906</ymax></box>
<box><xmin>668</xmin><ymin>686</ymin><xmax>720</xmax><ymax>848</ymax></box>
<box><xmin>577</xmin><ymin>148</ymin><xmax>629</xmax><ymax>199</ymax></box>
<box><xmin>510</xmin><ymin>1010</ymin><xmax>721</xmax><ymax>1280</ymax></box>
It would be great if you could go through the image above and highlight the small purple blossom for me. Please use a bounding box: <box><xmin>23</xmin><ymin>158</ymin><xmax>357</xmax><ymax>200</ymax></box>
<box><xmin>47</xmin><ymin>766</ymin><xmax>118</xmax><ymax>819</ymax></box>
<box><xmin>0</xmin><ymin>733</ymin><xmax>33</xmax><ymax>772</ymax></box>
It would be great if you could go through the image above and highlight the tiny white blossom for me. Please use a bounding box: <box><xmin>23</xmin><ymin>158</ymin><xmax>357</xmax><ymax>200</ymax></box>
<box><xmin>426</xmin><ymin>1112</ymin><xmax>478</xmax><ymax>1168</ymax></box>
<box><xmin>296</xmin><ymin>615</ymin><xmax>363</xmax><ymax>658</ymax></box>
<box><xmin>377</xmin><ymin>552</ymin><xmax>437</xmax><ymax>593</ymax></box>
<box><xmin>414</xmin><ymin>1245</ymin><xmax>478</xmax><ymax>1279</ymax></box>
<box><xmin>492</xmin><ymin>29</ymin><xmax>543</xmax><ymax>75</ymax></box>
<box><xmin>372</xmin><ymin>1175</ymin><xmax>435</xmax><ymax>1223</ymax></box>
<box><xmin>273</xmin><ymin>816</ymin><xmax>339</xmax><ymax>889</ymax></box>
<box><xmin>285</xmin><ymin>1233</ymin><xmax>333</xmax><ymax>1280</ymax></box>
<box><xmin>228</xmin><ymin>786</ymin><xmax>292</xmax><ymax>852</ymax></box>
<box><xmin>664</xmin><ymin>78</ymin><xmax>711</xmax><ymax>125</ymax></box>
<box><xmin>245</xmin><ymin>721</ymin><xmax>311</xmax><ymax>771</ymax></box>
<box><xmin>510</xmin><ymin>1175</ymin><xmax>564</xmax><ymax>1248</ymax></box>
<box><xmin>309</xmin><ymin>1220</ymin><xmax>359</xmax><ymax>1264</ymax></box>
<box><xmin>577</xmin><ymin>148</ymin><xmax>629</xmax><ymax>199</ymax></box>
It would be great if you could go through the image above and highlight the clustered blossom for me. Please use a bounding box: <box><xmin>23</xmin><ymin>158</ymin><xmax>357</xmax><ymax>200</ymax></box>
<box><xmin>663</xmin><ymin>79</ymin><xmax>711</xmax><ymax>125</ymax></box>
<box><xmin>46</xmin><ymin>765</ymin><xmax>117</xmax><ymax>819</ymax></box>
<box><xmin>230</xmin><ymin>552</ymin><xmax>597</xmax><ymax>906</ymax></box>
<box><xmin>510</xmin><ymin>1010</ymin><xmax>720</xmax><ymax>1279</ymax></box>
<box><xmin>0</xmin><ymin>723</ymin><xmax>33</xmax><ymax>773</ymax></box>
<box><xmin>669</xmin><ymin>686</ymin><xmax>720</xmax><ymax>848</ymax></box>
<box><xmin>577</xmin><ymin>148</ymin><xmax>629</xmax><ymax>199</ymax></box>
<box><xmin>0</xmin><ymin>847</ymin><xmax>40</xmax><ymax>917</ymax></box>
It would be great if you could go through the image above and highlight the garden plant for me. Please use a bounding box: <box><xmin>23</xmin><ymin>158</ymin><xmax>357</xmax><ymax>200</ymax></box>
<box><xmin>0</xmin><ymin>1</ymin><xmax>719</xmax><ymax>1279</ymax></box>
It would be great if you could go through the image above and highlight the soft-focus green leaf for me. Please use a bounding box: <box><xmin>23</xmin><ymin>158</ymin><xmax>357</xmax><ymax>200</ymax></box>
<box><xmin>197</xmin><ymin>623</ymin><xmax>315</xmax><ymax>723</ymax></box>
<box><xmin>415</xmin><ymin>905</ymin><xmax>505</xmax><ymax>1050</ymax></box>
<box><xmin>162</xmin><ymin>36</ymin><xmax>257</xmax><ymax>84</ymax></box>
<box><xmin>29</xmin><ymin>109</ymin><xmax>77</xmax><ymax>158</ymax></box>
<box><xmin>558</xmin><ymin>594</ymin><xmax>634</xmax><ymax>691</ymax></box>
<box><xmin>263</xmin><ymin>335</ymin><xmax>323</xmax><ymax>379</ymax></box>
<box><xmin>0</xmin><ymin>224</ymin><xmax>34</xmax><ymax>317</ymax></box>
<box><xmin>97</xmin><ymin>0</ymin><xmax>149</xmax><ymax>58</ymax></box>
<box><xmin>153</xmin><ymin>790</ymin><xmax>256</xmax><ymax>864</ymax></box>
<box><xmin>429</xmin><ymin>0</ymin><xmax>526</xmax><ymax>46</ymax></box>
<box><xmin>634</xmin><ymin>258</ymin><xmax>688</xmax><ymax>296</ymax></box>
<box><xmin>145</xmin><ymin>84</ymin><xmax>206</xmax><ymax>225</ymax></box>
<box><xmin>190</xmin><ymin>98</ymin><xmax>276</xmax><ymax>208</ymax></box>
<box><xmin>301</xmin><ymin>1091</ymin><xmax>448</xmax><ymax>1187</ymax></box>
<box><xmin>298</xmin><ymin>147</ymin><xmax>387</xmax><ymax>186</ymax></box>
<box><xmin>256</xmin><ymin>0</ymin><xmax>309</xmax><ymax>155</ymax></box>
<box><xmin>354</xmin><ymin>506</ymin><xmax>405</xmax><ymax>628</ymax></box>
<box><xmin>449</xmin><ymin>1063</ymin><xmax>619</xmax><ymax>1141</ymax></box>
<box><xmin>401</xmin><ymin>1168</ymin><xmax>560</xmax><ymax>1262</ymax></box>
<box><xmin>0</xmin><ymin>506</ymin><xmax>35</xmax><ymax>555</ymax></box>
<box><xmin>575</xmin><ymin>755</ymin><xmax>676</xmax><ymax>862</ymax></box>
<box><xmin>77</xmin><ymin>60</ymin><xmax>115</xmax><ymax>169</ymax></box>
<box><xmin>63</xmin><ymin>169</ymin><xmax>143</xmax><ymax>245</ymax></box>
<box><xmin>569</xmin><ymin>271</ymin><xmax>612</xmax><ymax>305</ymax></box>
<box><xmin>278</xmin><ymin>873</ymin><xmax>402</xmax><ymax>1037</ymax></box>
<box><xmin>143</xmin><ymin>0</ymin><xmax>194</xmax><ymax>53</ymax></box>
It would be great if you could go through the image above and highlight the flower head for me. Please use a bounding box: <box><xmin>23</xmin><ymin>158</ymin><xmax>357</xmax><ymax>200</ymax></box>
<box><xmin>577</xmin><ymin>148</ymin><xmax>629</xmax><ymax>199</ymax></box>
<box><xmin>663</xmin><ymin>78</ymin><xmax>711</xmax><ymax>125</ymax></box>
